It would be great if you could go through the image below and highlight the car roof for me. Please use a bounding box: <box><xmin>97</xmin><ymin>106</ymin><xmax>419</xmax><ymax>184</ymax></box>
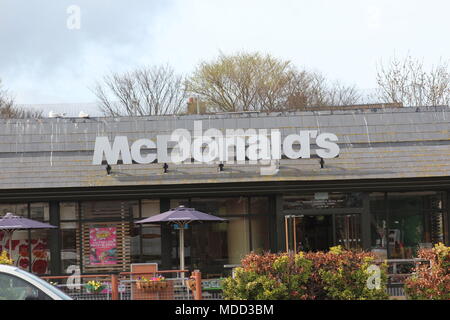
<box><xmin>0</xmin><ymin>264</ymin><xmax>19</xmax><ymax>272</ymax></box>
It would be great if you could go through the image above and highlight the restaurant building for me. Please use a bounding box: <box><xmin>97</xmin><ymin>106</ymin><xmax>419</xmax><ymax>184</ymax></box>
<box><xmin>0</xmin><ymin>105</ymin><xmax>449</xmax><ymax>277</ymax></box>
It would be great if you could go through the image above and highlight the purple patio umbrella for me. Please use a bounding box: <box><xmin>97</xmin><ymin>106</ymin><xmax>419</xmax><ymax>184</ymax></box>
<box><xmin>135</xmin><ymin>206</ymin><xmax>226</xmax><ymax>275</ymax></box>
<box><xmin>0</xmin><ymin>212</ymin><xmax>57</xmax><ymax>259</ymax></box>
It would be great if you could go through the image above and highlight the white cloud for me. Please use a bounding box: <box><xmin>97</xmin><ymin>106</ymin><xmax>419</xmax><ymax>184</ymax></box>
<box><xmin>0</xmin><ymin>0</ymin><xmax>449</xmax><ymax>116</ymax></box>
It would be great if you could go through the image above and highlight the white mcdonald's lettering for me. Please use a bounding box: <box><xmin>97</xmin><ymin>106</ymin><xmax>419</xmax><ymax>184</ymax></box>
<box><xmin>92</xmin><ymin>121</ymin><xmax>340</xmax><ymax>165</ymax></box>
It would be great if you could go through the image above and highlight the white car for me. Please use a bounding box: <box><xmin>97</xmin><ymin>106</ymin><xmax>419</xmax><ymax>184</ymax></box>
<box><xmin>0</xmin><ymin>265</ymin><xmax>72</xmax><ymax>300</ymax></box>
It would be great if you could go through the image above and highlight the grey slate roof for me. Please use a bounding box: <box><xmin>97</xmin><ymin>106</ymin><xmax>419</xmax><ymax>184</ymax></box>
<box><xmin>0</xmin><ymin>106</ymin><xmax>449</xmax><ymax>190</ymax></box>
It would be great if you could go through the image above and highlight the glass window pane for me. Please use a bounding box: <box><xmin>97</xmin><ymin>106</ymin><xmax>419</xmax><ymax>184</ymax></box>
<box><xmin>370</xmin><ymin>192</ymin><xmax>385</xmax><ymax>212</ymax></box>
<box><xmin>2</xmin><ymin>230</ymin><xmax>30</xmax><ymax>272</ymax></box>
<box><xmin>283</xmin><ymin>192</ymin><xmax>363</xmax><ymax>210</ymax></box>
<box><xmin>170</xmin><ymin>199</ymin><xmax>189</xmax><ymax>208</ymax></box>
<box><xmin>30</xmin><ymin>203</ymin><xmax>49</xmax><ymax>222</ymax></box>
<box><xmin>371</xmin><ymin>211</ymin><xmax>388</xmax><ymax>251</ymax></box>
<box><xmin>61</xmin><ymin>222</ymin><xmax>78</xmax><ymax>274</ymax></box>
<box><xmin>369</xmin><ymin>192</ymin><xmax>388</xmax><ymax>259</ymax></box>
<box><xmin>335</xmin><ymin>214</ymin><xmax>361</xmax><ymax>250</ymax></box>
<box><xmin>428</xmin><ymin>211</ymin><xmax>446</xmax><ymax>244</ymax></box>
<box><xmin>0</xmin><ymin>203</ymin><xmax>28</xmax><ymax>217</ymax></box>
<box><xmin>388</xmin><ymin>192</ymin><xmax>425</xmax><ymax>214</ymax></box>
<box><xmin>132</xmin><ymin>202</ymin><xmax>140</xmax><ymax>219</ymax></box>
<box><xmin>189</xmin><ymin>222</ymin><xmax>228</xmax><ymax>276</ymax></box>
<box><xmin>30</xmin><ymin>230</ymin><xmax>50</xmax><ymax>275</ymax></box>
<box><xmin>250</xmin><ymin>215</ymin><xmax>270</xmax><ymax>253</ymax></box>
<box><xmin>190</xmin><ymin>197</ymin><xmax>248</xmax><ymax>216</ymax></box>
<box><xmin>131</xmin><ymin>225</ymin><xmax>161</xmax><ymax>264</ymax></box>
<box><xmin>294</xmin><ymin>215</ymin><xmax>334</xmax><ymax>252</ymax></box>
<box><xmin>227</xmin><ymin>217</ymin><xmax>250</xmax><ymax>264</ymax></box>
<box><xmin>250</xmin><ymin>197</ymin><xmax>269</xmax><ymax>215</ymax></box>
<box><xmin>60</xmin><ymin>202</ymin><xmax>77</xmax><ymax>221</ymax></box>
<box><xmin>80</xmin><ymin>200</ymin><xmax>137</xmax><ymax>220</ymax></box>
<box><xmin>141</xmin><ymin>199</ymin><xmax>160</xmax><ymax>218</ymax></box>
<box><xmin>387</xmin><ymin>192</ymin><xmax>426</xmax><ymax>258</ymax></box>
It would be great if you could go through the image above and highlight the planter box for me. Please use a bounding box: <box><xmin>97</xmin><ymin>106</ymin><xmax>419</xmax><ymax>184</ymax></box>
<box><xmin>136</xmin><ymin>281</ymin><xmax>168</xmax><ymax>291</ymax></box>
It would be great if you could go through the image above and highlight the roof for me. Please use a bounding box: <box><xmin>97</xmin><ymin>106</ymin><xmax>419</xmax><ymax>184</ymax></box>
<box><xmin>0</xmin><ymin>106</ymin><xmax>449</xmax><ymax>190</ymax></box>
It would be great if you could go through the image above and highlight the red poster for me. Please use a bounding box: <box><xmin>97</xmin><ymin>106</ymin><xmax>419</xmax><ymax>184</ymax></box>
<box><xmin>89</xmin><ymin>227</ymin><xmax>117</xmax><ymax>265</ymax></box>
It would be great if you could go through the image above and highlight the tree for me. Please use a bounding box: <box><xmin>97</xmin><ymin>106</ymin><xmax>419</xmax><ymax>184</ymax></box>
<box><xmin>186</xmin><ymin>52</ymin><xmax>361</xmax><ymax>112</ymax></box>
<box><xmin>93</xmin><ymin>64</ymin><xmax>187</xmax><ymax>116</ymax></box>
<box><xmin>0</xmin><ymin>79</ymin><xmax>42</xmax><ymax>119</ymax></box>
<box><xmin>375</xmin><ymin>56</ymin><xmax>450</xmax><ymax>107</ymax></box>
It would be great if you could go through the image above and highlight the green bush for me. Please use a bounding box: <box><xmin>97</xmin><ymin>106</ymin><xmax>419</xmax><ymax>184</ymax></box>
<box><xmin>222</xmin><ymin>246</ymin><xmax>388</xmax><ymax>300</ymax></box>
<box><xmin>404</xmin><ymin>243</ymin><xmax>450</xmax><ymax>300</ymax></box>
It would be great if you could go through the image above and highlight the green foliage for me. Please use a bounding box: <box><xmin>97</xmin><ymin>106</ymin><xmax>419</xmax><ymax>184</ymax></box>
<box><xmin>222</xmin><ymin>268</ymin><xmax>288</xmax><ymax>300</ymax></box>
<box><xmin>404</xmin><ymin>243</ymin><xmax>450</xmax><ymax>300</ymax></box>
<box><xmin>319</xmin><ymin>258</ymin><xmax>388</xmax><ymax>300</ymax></box>
<box><xmin>222</xmin><ymin>247</ymin><xmax>389</xmax><ymax>300</ymax></box>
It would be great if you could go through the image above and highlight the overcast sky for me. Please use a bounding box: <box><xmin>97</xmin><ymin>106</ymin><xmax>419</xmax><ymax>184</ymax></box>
<box><xmin>0</xmin><ymin>0</ymin><xmax>449</xmax><ymax>115</ymax></box>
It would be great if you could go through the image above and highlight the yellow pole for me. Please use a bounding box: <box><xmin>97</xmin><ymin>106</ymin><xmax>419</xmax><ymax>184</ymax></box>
<box><xmin>293</xmin><ymin>217</ymin><xmax>297</xmax><ymax>253</ymax></box>
<box><xmin>284</xmin><ymin>216</ymin><xmax>289</xmax><ymax>252</ymax></box>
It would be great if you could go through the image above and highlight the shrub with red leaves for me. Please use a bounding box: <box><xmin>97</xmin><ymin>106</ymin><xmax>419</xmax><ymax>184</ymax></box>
<box><xmin>223</xmin><ymin>246</ymin><xmax>389</xmax><ymax>300</ymax></box>
<box><xmin>404</xmin><ymin>243</ymin><xmax>450</xmax><ymax>300</ymax></box>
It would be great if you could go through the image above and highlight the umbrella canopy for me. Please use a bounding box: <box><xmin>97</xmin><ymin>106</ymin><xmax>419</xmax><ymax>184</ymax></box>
<box><xmin>0</xmin><ymin>212</ymin><xmax>57</xmax><ymax>258</ymax></box>
<box><xmin>136</xmin><ymin>206</ymin><xmax>226</xmax><ymax>225</ymax></box>
<box><xmin>135</xmin><ymin>206</ymin><xmax>226</xmax><ymax>276</ymax></box>
<box><xmin>0</xmin><ymin>213</ymin><xmax>57</xmax><ymax>230</ymax></box>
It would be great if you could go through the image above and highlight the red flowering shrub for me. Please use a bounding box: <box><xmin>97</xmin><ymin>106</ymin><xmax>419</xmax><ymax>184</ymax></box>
<box><xmin>32</xmin><ymin>259</ymin><xmax>48</xmax><ymax>274</ymax></box>
<box><xmin>223</xmin><ymin>246</ymin><xmax>388</xmax><ymax>300</ymax></box>
<box><xmin>404</xmin><ymin>243</ymin><xmax>450</xmax><ymax>300</ymax></box>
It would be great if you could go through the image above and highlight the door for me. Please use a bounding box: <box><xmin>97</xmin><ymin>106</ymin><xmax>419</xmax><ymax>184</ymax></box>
<box><xmin>285</xmin><ymin>213</ymin><xmax>362</xmax><ymax>252</ymax></box>
<box><xmin>295</xmin><ymin>215</ymin><xmax>333</xmax><ymax>252</ymax></box>
<box><xmin>335</xmin><ymin>214</ymin><xmax>361</xmax><ymax>250</ymax></box>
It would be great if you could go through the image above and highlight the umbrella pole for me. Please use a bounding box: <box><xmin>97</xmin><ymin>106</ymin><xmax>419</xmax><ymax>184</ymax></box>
<box><xmin>179</xmin><ymin>225</ymin><xmax>185</xmax><ymax>279</ymax></box>
<box><xmin>6</xmin><ymin>230</ymin><xmax>13</xmax><ymax>260</ymax></box>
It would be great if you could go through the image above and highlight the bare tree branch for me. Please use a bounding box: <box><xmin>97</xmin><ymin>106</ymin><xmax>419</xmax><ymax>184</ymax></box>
<box><xmin>0</xmin><ymin>79</ymin><xmax>42</xmax><ymax>119</ymax></box>
<box><xmin>376</xmin><ymin>56</ymin><xmax>450</xmax><ymax>106</ymax></box>
<box><xmin>93</xmin><ymin>64</ymin><xmax>187</xmax><ymax>116</ymax></box>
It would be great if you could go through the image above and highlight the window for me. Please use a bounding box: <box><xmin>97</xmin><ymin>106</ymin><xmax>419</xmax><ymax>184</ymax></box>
<box><xmin>0</xmin><ymin>272</ymin><xmax>51</xmax><ymax>300</ymax></box>
<box><xmin>168</xmin><ymin>197</ymin><xmax>273</xmax><ymax>277</ymax></box>
<box><xmin>30</xmin><ymin>203</ymin><xmax>49</xmax><ymax>222</ymax></box>
<box><xmin>0</xmin><ymin>203</ymin><xmax>28</xmax><ymax>217</ymax></box>
<box><xmin>30</xmin><ymin>230</ymin><xmax>50</xmax><ymax>275</ymax></box>
<box><xmin>0</xmin><ymin>203</ymin><xmax>51</xmax><ymax>275</ymax></box>
<box><xmin>61</xmin><ymin>222</ymin><xmax>78</xmax><ymax>273</ymax></box>
<box><xmin>141</xmin><ymin>199</ymin><xmax>160</xmax><ymax>218</ymax></box>
<box><xmin>60</xmin><ymin>202</ymin><xmax>77</xmax><ymax>221</ymax></box>
<box><xmin>131</xmin><ymin>200</ymin><xmax>161</xmax><ymax>264</ymax></box>
<box><xmin>190</xmin><ymin>197</ymin><xmax>248</xmax><ymax>216</ymax></box>
<box><xmin>60</xmin><ymin>203</ymin><xmax>78</xmax><ymax>275</ymax></box>
<box><xmin>283</xmin><ymin>192</ymin><xmax>363</xmax><ymax>210</ymax></box>
<box><xmin>250</xmin><ymin>197</ymin><xmax>271</xmax><ymax>253</ymax></box>
<box><xmin>77</xmin><ymin>200</ymin><xmax>137</xmax><ymax>273</ymax></box>
<box><xmin>190</xmin><ymin>197</ymin><xmax>249</xmax><ymax>267</ymax></box>
<box><xmin>369</xmin><ymin>191</ymin><xmax>448</xmax><ymax>259</ymax></box>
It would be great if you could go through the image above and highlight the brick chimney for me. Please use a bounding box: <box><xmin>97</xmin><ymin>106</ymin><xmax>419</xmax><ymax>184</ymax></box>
<box><xmin>187</xmin><ymin>97</ymin><xmax>207</xmax><ymax>114</ymax></box>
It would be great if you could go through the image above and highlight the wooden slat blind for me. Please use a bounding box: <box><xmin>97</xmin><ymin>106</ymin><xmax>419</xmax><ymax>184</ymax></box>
<box><xmin>77</xmin><ymin>201</ymin><xmax>135</xmax><ymax>273</ymax></box>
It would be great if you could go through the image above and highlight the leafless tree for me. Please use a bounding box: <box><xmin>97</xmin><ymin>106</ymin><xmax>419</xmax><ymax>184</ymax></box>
<box><xmin>375</xmin><ymin>56</ymin><xmax>450</xmax><ymax>106</ymax></box>
<box><xmin>186</xmin><ymin>52</ymin><xmax>361</xmax><ymax>113</ymax></box>
<box><xmin>93</xmin><ymin>64</ymin><xmax>187</xmax><ymax>116</ymax></box>
<box><xmin>294</xmin><ymin>72</ymin><xmax>362</xmax><ymax>108</ymax></box>
<box><xmin>0</xmin><ymin>79</ymin><xmax>42</xmax><ymax>119</ymax></box>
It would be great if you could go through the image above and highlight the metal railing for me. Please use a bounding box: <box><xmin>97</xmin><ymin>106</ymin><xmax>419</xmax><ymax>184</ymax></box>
<box><xmin>383</xmin><ymin>258</ymin><xmax>431</xmax><ymax>297</ymax></box>
<box><xmin>41</xmin><ymin>270</ymin><xmax>219</xmax><ymax>300</ymax></box>
<box><xmin>43</xmin><ymin>259</ymin><xmax>426</xmax><ymax>300</ymax></box>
